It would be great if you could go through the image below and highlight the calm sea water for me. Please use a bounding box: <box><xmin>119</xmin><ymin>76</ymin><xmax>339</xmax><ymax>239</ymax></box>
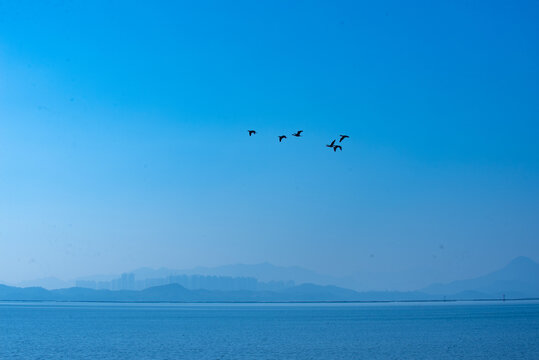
<box><xmin>0</xmin><ymin>301</ymin><xmax>538</xmax><ymax>359</ymax></box>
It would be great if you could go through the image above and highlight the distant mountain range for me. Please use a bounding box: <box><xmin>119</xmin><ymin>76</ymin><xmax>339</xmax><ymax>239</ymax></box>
<box><xmin>421</xmin><ymin>256</ymin><xmax>539</xmax><ymax>299</ymax></box>
<box><xmin>2</xmin><ymin>256</ymin><xmax>537</xmax><ymax>302</ymax></box>
<box><xmin>16</xmin><ymin>277</ymin><xmax>73</xmax><ymax>289</ymax></box>
<box><xmin>168</xmin><ymin>263</ymin><xmax>345</xmax><ymax>285</ymax></box>
<box><xmin>0</xmin><ymin>282</ymin><xmax>437</xmax><ymax>302</ymax></box>
<box><xmin>118</xmin><ymin>263</ymin><xmax>349</xmax><ymax>289</ymax></box>
<box><xmin>16</xmin><ymin>262</ymin><xmax>352</xmax><ymax>290</ymax></box>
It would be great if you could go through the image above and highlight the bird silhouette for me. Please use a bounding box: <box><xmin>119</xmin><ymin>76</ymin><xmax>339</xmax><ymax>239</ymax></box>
<box><xmin>278</xmin><ymin>135</ymin><xmax>287</xmax><ymax>142</ymax></box>
<box><xmin>334</xmin><ymin>145</ymin><xmax>342</xmax><ymax>152</ymax></box>
<box><xmin>248</xmin><ymin>130</ymin><xmax>256</xmax><ymax>136</ymax></box>
<box><xmin>292</xmin><ymin>130</ymin><xmax>303</xmax><ymax>137</ymax></box>
<box><xmin>339</xmin><ymin>134</ymin><xmax>349</xmax><ymax>142</ymax></box>
<box><xmin>326</xmin><ymin>140</ymin><xmax>336</xmax><ymax>148</ymax></box>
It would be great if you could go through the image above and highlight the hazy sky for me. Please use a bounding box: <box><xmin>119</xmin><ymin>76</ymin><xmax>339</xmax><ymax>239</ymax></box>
<box><xmin>1</xmin><ymin>1</ymin><xmax>538</xmax><ymax>289</ymax></box>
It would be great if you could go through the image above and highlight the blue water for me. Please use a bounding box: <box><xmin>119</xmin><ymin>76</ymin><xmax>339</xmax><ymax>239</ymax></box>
<box><xmin>1</xmin><ymin>301</ymin><xmax>538</xmax><ymax>359</ymax></box>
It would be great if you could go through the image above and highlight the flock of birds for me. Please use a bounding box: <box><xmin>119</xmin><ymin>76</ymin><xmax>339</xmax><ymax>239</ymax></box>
<box><xmin>247</xmin><ymin>130</ymin><xmax>349</xmax><ymax>152</ymax></box>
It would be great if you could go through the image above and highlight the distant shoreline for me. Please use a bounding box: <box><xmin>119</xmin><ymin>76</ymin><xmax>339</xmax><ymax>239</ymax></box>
<box><xmin>1</xmin><ymin>298</ymin><xmax>538</xmax><ymax>305</ymax></box>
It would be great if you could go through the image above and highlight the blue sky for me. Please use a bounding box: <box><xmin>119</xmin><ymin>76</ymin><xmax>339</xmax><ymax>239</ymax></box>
<box><xmin>1</xmin><ymin>0</ymin><xmax>538</xmax><ymax>289</ymax></box>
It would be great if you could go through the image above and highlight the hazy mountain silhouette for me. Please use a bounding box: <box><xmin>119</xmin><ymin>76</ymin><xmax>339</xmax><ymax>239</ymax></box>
<box><xmin>422</xmin><ymin>256</ymin><xmax>539</xmax><ymax>298</ymax></box>
<box><xmin>125</xmin><ymin>263</ymin><xmax>336</xmax><ymax>283</ymax></box>
<box><xmin>120</xmin><ymin>263</ymin><xmax>351</xmax><ymax>288</ymax></box>
<box><xmin>8</xmin><ymin>256</ymin><xmax>538</xmax><ymax>297</ymax></box>
<box><xmin>13</xmin><ymin>263</ymin><xmax>351</xmax><ymax>290</ymax></box>
<box><xmin>0</xmin><ymin>282</ymin><xmax>436</xmax><ymax>302</ymax></box>
<box><xmin>177</xmin><ymin>263</ymin><xmax>342</xmax><ymax>284</ymax></box>
<box><xmin>2</xmin><ymin>257</ymin><xmax>538</xmax><ymax>302</ymax></box>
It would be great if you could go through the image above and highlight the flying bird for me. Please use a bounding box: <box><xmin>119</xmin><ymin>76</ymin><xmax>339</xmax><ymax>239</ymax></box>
<box><xmin>278</xmin><ymin>135</ymin><xmax>287</xmax><ymax>142</ymax></box>
<box><xmin>339</xmin><ymin>134</ymin><xmax>349</xmax><ymax>142</ymax></box>
<box><xmin>326</xmin><ymin>140</ymin><xmax>336</xmax><ymax>148</ymax></box>
<box><xmin>292</xmin><ymin>130</ymin><xmax>303</xmax><ymax>137</ymax></box>
<box><xmin>248</xmin><ymin>130</ymin><xmax>256</xmax><ymax>136</ymax></box>
<box><xmin>334</xmin><ymin>145</ymin><xmax>342</xmax><ymax>152</ymax></box>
